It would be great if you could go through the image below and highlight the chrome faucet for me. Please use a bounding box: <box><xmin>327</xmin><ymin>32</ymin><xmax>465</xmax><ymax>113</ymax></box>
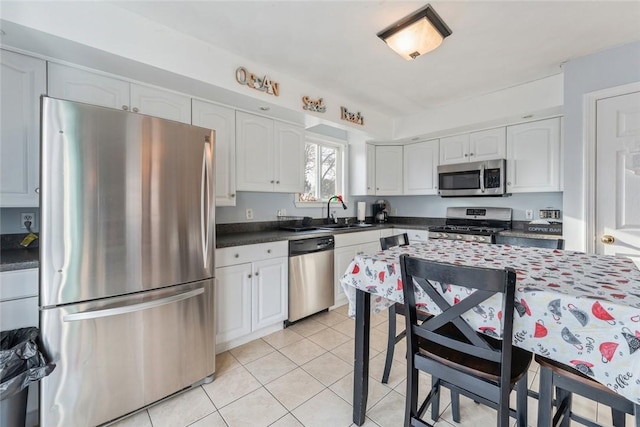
<box><xmin>327</xmin><ymin>195</ymin><xmax>347</xmax><ymax>223</ymax></box>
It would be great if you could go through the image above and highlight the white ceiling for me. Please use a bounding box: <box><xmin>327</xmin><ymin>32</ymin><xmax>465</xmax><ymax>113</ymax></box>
<box><xmin>42</xmin><ymin>1</ymin><xmax>640</xmax><ymax>119</ymax></box>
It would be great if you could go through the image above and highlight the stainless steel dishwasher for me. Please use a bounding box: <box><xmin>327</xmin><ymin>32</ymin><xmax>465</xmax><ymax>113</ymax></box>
<box><xmin>287</xmin><ymin>235</ymin><xmax>335</xmax><ymax>323</ymax></box>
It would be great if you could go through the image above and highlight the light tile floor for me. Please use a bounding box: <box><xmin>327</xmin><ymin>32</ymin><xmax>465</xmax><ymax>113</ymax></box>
<box><xmin>110</xmin><ymin>305</ymin><xmax>636</xmax><ymax>427</ymax></box>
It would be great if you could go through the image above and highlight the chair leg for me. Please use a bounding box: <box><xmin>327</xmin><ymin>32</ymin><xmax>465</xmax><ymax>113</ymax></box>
<box><xmin>382</xmin><ymin>304</ymin><xmax>397</xmax><ymax>384</ymax></box>
<box><xmin>405</xmin><ymin>357</ymin><xmax>420</xmax><ymax>427</ymax></box>
<box><xmin>537</xmin><ymin>366</ymin><xmax>553</xmax><ymax>427</ymax></box>
<box><xmin>516</xmin><ymin>373</ymin><xmax>528</xmax><ymax>427</ymax></box>
<box><xmin>431</xmin><ymin>376</ymin><xmax>441</xmax><ymax>421</ymax></box>
<box><xmin>451</xmin><ymin>390</ymin><xmax>461</xmax><ymax>422</ymax></box>
<box><xmin>556</xmin><ymin>387</ymin><xmax>572</xmax><ymax>427</ymax></box>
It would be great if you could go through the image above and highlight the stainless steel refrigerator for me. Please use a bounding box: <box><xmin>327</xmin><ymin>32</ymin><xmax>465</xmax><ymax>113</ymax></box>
<box><xmin>39</xmin><ymin>97</ymin><xmax>216</xmax><ymax>427</ymax></box>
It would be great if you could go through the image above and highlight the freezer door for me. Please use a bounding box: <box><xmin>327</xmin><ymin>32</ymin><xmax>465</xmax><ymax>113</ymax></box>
<box><xmin>41</xmin><ymin>97</ymin><xmax>215</xmax><ymax>306</ymax></box>
<box><xmin>39</xmin><ymin>280</ymin><xmax>214</xmax><ymax>427</ymax></box>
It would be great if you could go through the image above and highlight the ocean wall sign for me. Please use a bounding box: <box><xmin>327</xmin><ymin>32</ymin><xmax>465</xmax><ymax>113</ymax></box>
<box><xmin>340</xmin><ymin>106</ymin><xmax>364</xmax><ymax>126</ymax></box>
<box><xmin>235</xmin><ymin>67</ymin><xmax>280</xmax><ymax>96</ymax></box>
<box><xmin>302</xmin><ymin>96</ymin><xmax>326</xmax><ymax>113</ymax></box>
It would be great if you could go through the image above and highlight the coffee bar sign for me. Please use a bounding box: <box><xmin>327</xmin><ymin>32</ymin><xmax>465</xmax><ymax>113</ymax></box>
<box><xmin>235</xmin><ymin>67</ymin><xmax>280</xmax><ymax>96</ymax></box>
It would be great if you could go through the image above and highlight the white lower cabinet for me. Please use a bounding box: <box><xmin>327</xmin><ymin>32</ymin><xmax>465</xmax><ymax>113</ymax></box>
<box><xmin>394</xmin><ymin>228</ymin><xmax>430</xmax><ymax>243</ymax></box>
<box><xmin>333</xmin><ymin>230</ymin><xmax>384</xmax><ymax>307</ymax></box>
<box><xmin>215</xmin><ymin>242</ymin><xmax>288</xmax><ymax>351</ymax></box>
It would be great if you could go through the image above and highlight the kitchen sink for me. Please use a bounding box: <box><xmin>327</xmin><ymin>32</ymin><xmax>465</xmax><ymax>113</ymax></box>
<box><xmin>316</xmin><ymin>223</ymin><xmax>375</xmax><ymax>230</ymax></box>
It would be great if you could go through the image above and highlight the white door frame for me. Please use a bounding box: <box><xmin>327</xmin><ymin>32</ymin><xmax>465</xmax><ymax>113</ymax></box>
<box><xmin>584</xmin><ymin>81</ymin><xmax>640</xmax><ymax>253</ymax></box>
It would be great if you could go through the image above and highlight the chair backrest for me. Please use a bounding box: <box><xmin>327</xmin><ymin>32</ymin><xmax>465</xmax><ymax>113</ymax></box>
<box><xmin>380</xmin><ymin>233</ymin><xmax>410</xmax><ymax>250</ymax></box>
<box><xmin>400</xmin><ymin>254</ymin><xmax>517</xmax><ymax>388</ymax></box>
<box><xmin>494</xmin><ymin>235</ymin><xmax>564</xmax><ymax>249</ymax></box>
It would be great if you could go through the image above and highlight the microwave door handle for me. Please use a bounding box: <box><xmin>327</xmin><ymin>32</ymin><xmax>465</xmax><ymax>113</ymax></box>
<box><xmin>479</xmin><ymin>164</ymin><xmax>485</xmax><ymax>193</ymax></box>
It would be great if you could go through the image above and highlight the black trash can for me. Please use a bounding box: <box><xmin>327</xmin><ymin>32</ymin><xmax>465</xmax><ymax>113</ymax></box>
<box><xmin>0</xmin><ymin>327</ymin><xmax>55</xmax><ymax>427</ymax></box>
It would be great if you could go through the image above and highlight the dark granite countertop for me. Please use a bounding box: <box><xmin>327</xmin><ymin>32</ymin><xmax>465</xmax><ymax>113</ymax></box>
<box><xmin>1</xmin><ymin>218</ymin><xmax>562</xmax><ymax>271</ymax></box>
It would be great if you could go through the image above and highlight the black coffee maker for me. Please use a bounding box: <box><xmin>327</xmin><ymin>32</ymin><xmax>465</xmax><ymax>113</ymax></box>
<box><xmin>373</xmin><ymin>200</ymin><xmax>388</xmax><ymax>223</ymax></box>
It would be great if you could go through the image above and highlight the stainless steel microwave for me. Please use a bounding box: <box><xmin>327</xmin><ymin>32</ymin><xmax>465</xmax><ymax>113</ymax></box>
<box><xmin>437</xmin><ymin>159</ymin><xmax>507</xmax><ymax>197</ymax></box>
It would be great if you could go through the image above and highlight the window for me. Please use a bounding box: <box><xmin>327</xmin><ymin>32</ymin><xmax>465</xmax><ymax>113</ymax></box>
<box><xmin>298</xmin><ymin>136</ymin><xmax>346</xmax><ymax>204</ymax></box>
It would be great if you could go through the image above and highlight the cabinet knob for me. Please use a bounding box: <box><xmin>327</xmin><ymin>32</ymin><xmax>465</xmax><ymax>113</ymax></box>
<box><xmin>267</xmin><ymin>249</ymin><xmax>272</xmax><ymax>254</ymax></box>
<box><xmin>464</xmin><ymin>153</ymin><xmax>468</xmax><ymax>157</ymax></box>
<box><xmin>122</xmin><ymin>105</ymin><xmax>129</xmax><ymax>111</ymax></box>
<box><xmin>271</xmin><ymin>180</ymin><xmax>275</xmax><ymax>184</ymax></box>
<box><xmin>376</xmin><ymin>187</ymin><xmax>379</xmax><ymax>190</ymax></box>
<box><xmin>255</xmin><ymin>272</ymin><xmax>259</xmax><ymax>276</ymax></box>
<box><xmin>507</xmin><ymin>182</ymin><xmax>511</xmax><ymax>186</ymax></box>
<box><xmin>276</xmin><ymin>180</ymin><xmax>280</xmax><ymax>184</ymax></box>
<box><xmin>367</xmin><ymin>187</ymin><xmax>371</xmax><ymax>190</ymax></box>
<box><xmin>248</xmin><ymin>274</ymin><xmax>252</xmax><ymax>278</ymax></box>
<box><xmin>132</xmin><ymin>107</ymin><xmax>139</xmax><ymax>113</ymax></box>
<box><xmin>469</xmin><ymin>153</ymin><xmax>474</xmax><ymax>156</ymax></box>
<box><xmin>35</xmin><ymin>187</ymin><xmax>40</xmax><ymax>194</ymax></box>
<box><xmin>601</xmin><ymin>235</ymin><xmax>615</xmax><ymax>245</ymax></box>
<box><xmin>234</xmin><ymin>254</ymin><xmax>239</xmax><ymax>258</ymax></box>
<box><xmin>231</xmin><ymin>193</ymin><xmax>236</xmax><ymax>198</ymax></box>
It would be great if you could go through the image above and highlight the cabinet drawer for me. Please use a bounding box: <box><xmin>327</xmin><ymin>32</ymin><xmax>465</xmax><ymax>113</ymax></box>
<box><xmin>334</xmin><ymin>230</ymin><xmax>382</xmax><ymax>248</ymax></box>
<box><xmin>216</xmin><ymin>241</ymin><xmax>287</xmax><ymax>267</ymax></box>
<box><xmin>1</xmin><ymin>268</ymin><xmax>38</xmax><ymax>302</ymax></box>
<box><xmin>0</xmin><ymin>296</ymin><xmax>39</xmax><ymax>330</ymax></box>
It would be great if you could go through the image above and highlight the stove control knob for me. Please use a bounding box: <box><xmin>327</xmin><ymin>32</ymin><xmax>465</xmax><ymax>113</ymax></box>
<box><xmin>469</xmin><ymin>236</ymin><xmax>477</xmax><ymax>242</ymax></box>
<box><xmin>477</xmin><ymin>236</ymin><xmax>487</xmax><ymax>243</ymax></box>
<box><xmin>455</xmin><ymin>234</ymin><xmax>463</xmax><ymax>240</ymax></box>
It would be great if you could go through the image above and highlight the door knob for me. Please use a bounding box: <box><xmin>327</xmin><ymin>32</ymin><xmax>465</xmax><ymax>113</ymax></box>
<box><xmin>601</xmin><ymin>235</ymin><xmax>615</xmax><ymax>245</ymax></box>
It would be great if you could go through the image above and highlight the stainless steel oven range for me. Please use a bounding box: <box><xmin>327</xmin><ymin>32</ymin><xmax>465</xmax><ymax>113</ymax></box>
<box><xmin>428</xmin><ymin>207</ymin><xmax>512</xmax><ymax>243</ymax></box>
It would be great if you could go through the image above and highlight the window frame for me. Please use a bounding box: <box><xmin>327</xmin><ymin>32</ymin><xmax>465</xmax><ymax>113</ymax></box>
<box><xmin>295</xmin><ymin>134</ymin><xmax>348</xmax><ymax>208</ymax></box>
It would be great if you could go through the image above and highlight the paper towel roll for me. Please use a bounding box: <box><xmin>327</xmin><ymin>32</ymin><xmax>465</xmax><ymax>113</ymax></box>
<box><xmin>357</xmin><ymin>202</ymin><xmax>366</xmax><ymax>222</ymax></box>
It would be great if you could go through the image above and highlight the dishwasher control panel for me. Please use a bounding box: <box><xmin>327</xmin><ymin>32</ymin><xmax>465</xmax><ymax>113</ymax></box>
<box><xmin>289</xmin><ymin>236</ymin><xmax>335</xmax><ymax>256</ymax></box>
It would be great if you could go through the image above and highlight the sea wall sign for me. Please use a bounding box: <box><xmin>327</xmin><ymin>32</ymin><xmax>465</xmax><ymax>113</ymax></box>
<box><xmin>235</xmin><ymin>67</ymin><xmax>280</xmax><ymax>97</ymax></box>
<box><xmin>340</xmin><ymin>106</ymin><xmax>364</xmax><ymax>126</ymax></box>
<box><xmin>302</xmin><ymin>96</ymin><xmax>326</xmax><ymax>113</ymax></box>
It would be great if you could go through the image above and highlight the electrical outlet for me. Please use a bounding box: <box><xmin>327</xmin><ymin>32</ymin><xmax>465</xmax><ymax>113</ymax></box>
<box><xmin>277</xmin><ymin>209</ymin><xmax>286</xmax><ymax>217</ymax></box>
<box><xmin>392</xmin><ymin>208</ymin><xmax>398</xmax><ymax>216</ymax></box>
<box><xmin>21</xmin><ymin>212</ymin><xmax>35</xmax><ymax>229</ymax></box>
<box><xmin>246</xmin><ymin>208</ymin><xmax>253</xmax><ymax>220</ymax></box>
<box><xmin>525</xmin><ymin>209</ymin><xmax>533</xmax><ymax>220</ymax></box>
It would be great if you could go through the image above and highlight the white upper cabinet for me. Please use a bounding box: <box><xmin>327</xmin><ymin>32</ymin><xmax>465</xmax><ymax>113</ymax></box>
<box><xmin>439</xmin><ymin>134</ymin><xmax>470</xmax><ymax>165</ymax></box>
<box><xmin>440</xmin><ymin>128</ymin><xmax>506</xmax><ymax>165</ymax></box>
<box><xmin>273</xmin><ymin>121</ymin><xmax>305</xmax><ymax>193</ymax></box>
<box><xmin>506</xmin><ymin>117</ymin><xmax>561</xmax><ymax>193</ymax></box>
<box><xmin>236</xmin><ymin>111</ymin><xmax>303</xmax><ymax>193</ymax></box>
<box><xmin>469</xmin><ymin>127</ymin><xmax>506</xmax><ymax>161</ymax></box>
<box><xmin>375</xmin><ymin>145</ymin><xmax>403</xmax><ymax>195</ymax></box>
<box><xmin>48</xmin><ymin>63</ymin><xmax>191</xmax><ymax>123</ymax></box>
<box><xmin>0</xmin><ymin>50</ymin><xmax>46</xmax><ymax>207</ymax></box>
<box><xmin>192</xmin><ymin>100</ymin><xmax>236</xmax><ymax>206</ymax></box>
<box><xmin>366</xmin><ymin>144</ymin><xmax>376</xmax><ymax>195</ymax></box>
<box><xmin>403</xmin><ymin>139</ymin><xmax>439</xmax><ymax>195</ymax></box>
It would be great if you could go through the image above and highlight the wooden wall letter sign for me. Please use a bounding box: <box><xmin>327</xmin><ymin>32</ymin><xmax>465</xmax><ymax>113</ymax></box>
<box><xmin>302</xmin><ymin>96</ymin><xmax>326</xmax><ymax>113</ymax></box>
<box><xmin>340</xmin><ymin>106</ymin><xmax>364</xmax><ymax>126</ymax></box>
<box><xmin>235</xmin><ymin>67</ymin><xmax>280</xmax><ymax>96</ymax></box>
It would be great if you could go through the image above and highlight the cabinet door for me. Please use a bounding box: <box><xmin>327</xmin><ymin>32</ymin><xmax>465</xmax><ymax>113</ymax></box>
<box><xmin>215</xmin><ymin>264</ymin><xmax>252</xmax><ymax>344</ymax></box>
<box><xmin>506</xmin><ymin>118</ymin><xmax>561</xmax><ymax>193</ymax></box>
<box><xmin>375</xmin><ymin>145</ymin><xmax>403</xmax><ymax>195</ymax></box>
<box><xmin>236</xmin><ymin>111</ymin><xmax>275</xmax><ymax>192</ymax></box>
<box><xmin>130</xmin><ymin>84</ymin><xmax>191</xmax><ymax>124</ymax></box>
<box><xmin>366</xmin><ymin>143</ymin><xmax>376</xmax><ymax>195</ymax></box>
<box><xmin>273</xmin><ymin>121</ymin><xmax>304</xmax><ymax>193</ymax></box>
<box><xmin>252</xmin><ymin>257</ymin><xmax>288</xmax><ymax>330</ymax></box>
<box><xmin>334</xmin><ymin>246</ymin><xmax>357</xmax><ymax>306</ymax></box>
<box><xmin>1</xmin><ymin>51</ymin><xmax>45</xmax><ymax>207</ymax></box>
<box><xmin>439</xmin><ymin>134</ymin><xmax>470</xmax><ymax>165</ymax></box>
<box><xmin>470</xmin><ymin>127</ymin><xmax>506</xmax><ymax>162</ymax></box>
<box><xmin>48</xmin><ymin>62</ymin><xmax>129</xmax><ymax>110</ymax></box>
<box><xmin>192</xmin><ymin>100</ymin><xmax>236</xmax><ymax>206</ymax></box>
<box><xmin>403</xmin><ymin>139</ymin><xmax>439</xmax><ymax>195</ymax></box>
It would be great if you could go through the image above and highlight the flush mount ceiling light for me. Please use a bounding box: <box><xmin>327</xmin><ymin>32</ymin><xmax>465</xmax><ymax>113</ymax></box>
<box><xmin>377</xmin><ymin>4</ymin><xmax>452</xmax><ymax>60</ymax></box>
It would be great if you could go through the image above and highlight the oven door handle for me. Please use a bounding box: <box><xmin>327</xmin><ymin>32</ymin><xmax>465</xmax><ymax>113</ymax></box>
<box><xmin>479</xmin><ymin>163</ymin><xmax>485</xmax><ymax>193</ymax></box>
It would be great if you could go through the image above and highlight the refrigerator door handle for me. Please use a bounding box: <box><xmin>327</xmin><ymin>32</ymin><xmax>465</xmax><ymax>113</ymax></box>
<box><xmin>201</xmin><ymin>139</ymin><xmax>213</xmax><ymax>269</ymax></box>
<box><xmin>62</xmin><ymin>288</ymin><xmax>204</xmax><ymax>322</ymax></box>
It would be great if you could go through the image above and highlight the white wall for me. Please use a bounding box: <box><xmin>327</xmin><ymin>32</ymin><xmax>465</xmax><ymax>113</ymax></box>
<box><xmin>562</xmin><ymin>41</ymin><xmax>640</xmax><ymax>251</ymax></box>
<box><xmin>392</xmin><ymin>74</ymin><xmax>563</xmax><ymax>141</ymax></box>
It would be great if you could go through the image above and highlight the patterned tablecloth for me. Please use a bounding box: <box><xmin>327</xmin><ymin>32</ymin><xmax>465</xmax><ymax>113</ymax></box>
<box><xmin>339</xmin><ymin>239</ymin><xmax>640</xmax><ymax>404</ymax></box>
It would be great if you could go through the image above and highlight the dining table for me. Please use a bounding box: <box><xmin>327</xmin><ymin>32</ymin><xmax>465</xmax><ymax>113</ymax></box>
<box><xmin>339</xmin><ymin>239</ymin><xmax>640</xmax><ymax>425</ymax></box>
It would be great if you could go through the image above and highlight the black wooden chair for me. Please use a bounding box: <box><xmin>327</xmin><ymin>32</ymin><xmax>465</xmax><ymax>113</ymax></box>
<box><xmin>379</xmin><ymin>233</ymin><xmax>411</xmax><ymax>384</ymax></box>
<box><xmin>494</xmin><ymin>234</ymin><xmax>565</xmax><ymax>249</ymax></box>
<box><xmin>536</xmin><ymin>354</ymin><xmax>640</xmax><ymax>427</ymax></box>
<box><xmin>400</xmin><ymin>254</ymin><xmax>532</xmax><ymax>426</ymax></box>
